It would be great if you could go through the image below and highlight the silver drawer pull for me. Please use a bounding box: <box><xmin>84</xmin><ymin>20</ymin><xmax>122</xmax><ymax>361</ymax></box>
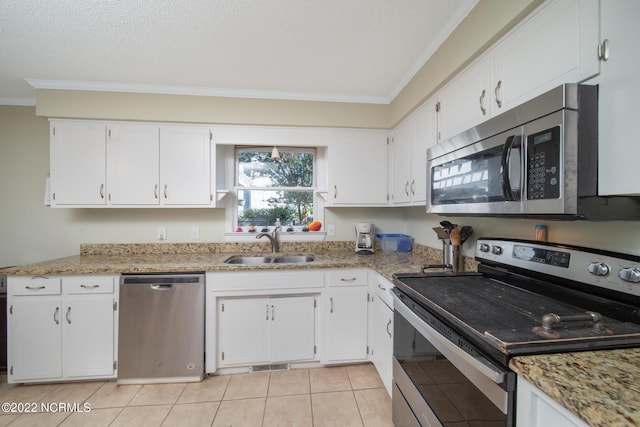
<box><xmin>377</xmin><ymin>283</ymin><xmax>387</xmax><ymax>291</ymax></box>
<box><xmin>54</xmin><ymin>307</ymin><xmax>60</xmax><ymax>325</ymax></box>
<box><xmin>340</xmin><ymin>277</ymin><xmax>357</xmax><ymax>282</ymax></box>
<box><xmin>81</xmin><ymin>284</ymin><xmax>100</xmax><ymax>289</ymax></box>
<box><xmin>66</xmin><ymin>307</ymin><xmax>72</xmax><ymax>324</ymax></box>
<box><xmin>26</xmin><ymin>285</ymin><xmax>45</xmax><ymax>290</ymax></box>
<box><xmin>386</xmin><ymin>319</ymin><xmax>392</xmax><ymax>338</ymax></box>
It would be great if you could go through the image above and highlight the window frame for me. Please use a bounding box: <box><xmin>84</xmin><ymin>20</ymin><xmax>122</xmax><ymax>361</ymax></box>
<box><xmin>223</xmin><ymin>145</ymin><xmax>325</xmax><ymax>242</ymax></box>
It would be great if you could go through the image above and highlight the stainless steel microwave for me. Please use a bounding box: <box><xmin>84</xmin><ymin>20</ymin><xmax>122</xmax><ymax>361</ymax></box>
<box><xmin>426</xmin><ymin>84</ymin><xmax>640</xmax><ymax>220</ymax></box>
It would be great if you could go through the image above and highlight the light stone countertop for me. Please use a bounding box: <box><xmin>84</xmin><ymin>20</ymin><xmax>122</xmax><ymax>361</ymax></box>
<box><xmin>510</xmin><ymin>349</ymin><xmax>640</xmax><ymax>427</ymax></box>
<box><xmin>1</xmin><ymin>241</ymin><xmax>461</xmax><ymax>283</ymax></box>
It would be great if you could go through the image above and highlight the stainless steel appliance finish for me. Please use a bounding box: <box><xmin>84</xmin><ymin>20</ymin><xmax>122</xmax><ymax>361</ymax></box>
<box><xmin>392</xmin><ymin>238</ymin><xmax>640</xmax><ymax>426</ymax></box>
<box><xmin>118</xmin><ymin>273</ymin><xmax>205</xmax><ymax>383</ymax></box>
<box><xmin>426</xmin><ymin>84</ymin><xmax>640</xmax><ymax>219</ymax></box>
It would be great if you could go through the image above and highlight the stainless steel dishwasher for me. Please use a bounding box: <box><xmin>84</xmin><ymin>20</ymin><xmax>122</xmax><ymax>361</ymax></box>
<box><xmin>118</xmin><ymin>273</ymin><xmax>204</xmax><ymax>383</ymax></box>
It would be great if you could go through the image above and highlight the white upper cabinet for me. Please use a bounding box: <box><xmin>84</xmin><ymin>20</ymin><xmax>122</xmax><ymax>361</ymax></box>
<box><xmin>437</xmin><ymin>55</ymin><xmax>492</xmax><ymax>142</ymax></box>
<box><xmin>107</xmin><ymin>123</ymin><xmax>160</xmax><ymax>205</ymax></box>
<box><xmin>50</xmin><ymin>120</ymin><xmax>215</xmax><ymax>207</ymax></box>
<box><xmin>490</xmin><ymin>0</ymin><xmax>599</xmax><ymax>114</ymax></box>
<box><xmin>160</xmin><ymin>125</ymin><xmax>212</xmax><ymax>205</ymax></box>
<box><xmin>436</xmin><ymin>0</ymin><xmax>599</xmax><ymax>143</ymax></box>
<box><xmin>596</xmin><ymin>0</ymin><xmax>640</xmax><ymax>196</ymax></box>
<box><xmin>50</xmin><ymin>121</ymin><xmax>107</xmax><ymax>206</ymax></box>
<box><xmin>327</xmin><ymin>129</ymin><xmax>389</xmax><ymax>206</ymax></box>
<box><xmin>391</xmin><ymin>99</ymin><xmax>437</xmax><ymax>205</ymax></box>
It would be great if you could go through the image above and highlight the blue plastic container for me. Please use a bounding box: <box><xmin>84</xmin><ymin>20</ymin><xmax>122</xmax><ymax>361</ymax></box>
<box><xmin>375</xmin><ymin>234</ymin><xmax>413</xmax><ymax>252</ymax></box>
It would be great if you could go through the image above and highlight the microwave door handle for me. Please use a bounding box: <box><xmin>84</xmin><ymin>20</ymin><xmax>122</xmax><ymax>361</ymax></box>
<box><xmin>500</xmin><ymin>135</ymin><xmax>521</xmax><ymax>201</ymax></box>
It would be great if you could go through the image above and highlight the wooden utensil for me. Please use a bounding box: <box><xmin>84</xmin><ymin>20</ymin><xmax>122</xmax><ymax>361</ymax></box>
<box><xmin>450</xmin><ymin>227</ymin><xmax>461</xmax><ymax>246</ymax></box>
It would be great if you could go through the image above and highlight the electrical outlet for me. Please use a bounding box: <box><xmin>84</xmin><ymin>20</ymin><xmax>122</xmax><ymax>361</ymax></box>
<box><xmin>157</xmin><ymin>226</ymin><xmax>167</xmax><ymax>240</ymax></box>
<box><xmin>327</xmin><ymin>224</ymin><xmax>336</xmax><ymax>236</ymax></box>
<box><xmin>191</xmin><ymin>226</ymin><xmax>200</xmax><ymax>239</ymax></box>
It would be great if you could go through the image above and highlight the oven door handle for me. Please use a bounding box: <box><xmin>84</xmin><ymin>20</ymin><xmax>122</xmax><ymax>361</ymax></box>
<box><xmin>393</xmin><ymin>294</ymin><xmax>506</xmax><ymax>385</ymax></box>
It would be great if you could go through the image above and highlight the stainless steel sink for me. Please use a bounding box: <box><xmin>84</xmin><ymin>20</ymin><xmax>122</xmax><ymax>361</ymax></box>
<box><xmin>223</xmin><ymin>255</ymin><xmax>315</xmax><ymax>265</ymax></box>
<box><xmin>272</xmin><ymin>255</ymin><xmax>315</xmax><ymax>263</ymax></box>
<box><xmin>224</xmin><ymin>256</ymin><xmax>273</xmax><ymax>265</ymax></box>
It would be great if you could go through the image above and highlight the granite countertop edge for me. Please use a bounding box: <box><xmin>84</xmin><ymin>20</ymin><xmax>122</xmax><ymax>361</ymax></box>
<box><xmin>510</xmin><ymin>349</ymin><xmax>640</xmax><ymax>427</ymax></box>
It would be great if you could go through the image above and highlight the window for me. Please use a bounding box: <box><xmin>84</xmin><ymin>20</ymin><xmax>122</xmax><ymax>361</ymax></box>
<box><xmin>234</xmin><ymin>147</ymin><xmax>318</xmax><ymax>231</ymax></box>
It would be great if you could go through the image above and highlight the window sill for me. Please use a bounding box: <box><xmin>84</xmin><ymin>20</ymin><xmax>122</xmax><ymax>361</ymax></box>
<box><xmin>224</xmin><ymin>231</ymin><xmax>326</xmax><ymax>243</ymax></box>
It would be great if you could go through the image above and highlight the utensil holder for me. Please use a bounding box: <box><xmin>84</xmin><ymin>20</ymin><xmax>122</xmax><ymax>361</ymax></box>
<box><xmin>449</xmin><ymin>245</ymin><xmax>464</xmax><ymax>273</ymax></box>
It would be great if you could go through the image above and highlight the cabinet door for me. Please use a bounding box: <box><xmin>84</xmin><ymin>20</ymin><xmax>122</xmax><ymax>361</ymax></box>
<box><xmin>160</xmin><ymin>125</ymin><xmax>212</xmax><ymax>205</ymax></box>
<box><xmin>50</xmin><ymin>121</ymin><xmax>106</xmax><ymax>206</ymax></box>
<box><xmin>491</xmin><ymin>0</ymin><xmax>599</xmax><ymax>114</ymax></box>
<box><xmin>270</xmin><ymin>295</ymin><xmax>316</xmax><ymax>362</ymax></box>
<box><xmin>438</xmin><ymin>55</ymin><xmax>491</xmax><ymax>141</ymax></box>
<box><xmin>107</xmin><ymin>123</ymin><xmax>160</xmax><ymax>205</ymax></box>
<box><xmin>63</xmin><ymin>295</ymin><xmax>115</xmax><ymax>378</ymax></box>
<box><xmin>323</xmin><ymin>286</ymin><xmax>369</xmax><ymax>363</ymax></box>
<box><xmin>410</xmin><ymin>100</ymin><xmax>436</xmax><ymax>204</ymax></box>
<box><xmin>8</xmin><ymin>298</ymin><xmax>62</xmax><ymax>381</ymax></box>
<box><xmin>328</xmin><ymin>130</ymin><xmax>389</xmax><ymax>205</ymax></box>
<box><xmin>516</xmin><ymin>376</ymin><xmax>588</xmax><ymax>427</ymax></box>
<box><xmin>371</xmin><ymin>296</ymin><xmax>393</xmax><ymax>396</ymax></box>
<box><xmin>218</xmin><ymin>298</ymin><xmax>270</xmax><ymax>366</ymax></box>
<box><xmin>391</xmin><ymin>118</ymin><xmax>412</xmax><ymax>205</ymax></box>
<box><xmin>597</xmin><ymin>0</ymin><xmax>640</xmax><ymax>196</ymax></box>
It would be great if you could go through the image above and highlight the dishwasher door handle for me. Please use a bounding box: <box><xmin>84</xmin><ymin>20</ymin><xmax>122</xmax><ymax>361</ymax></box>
<box><xmin>150</xmin><ymin>284</ymin><xmax>173</xmax><ymax>290</ymax></box>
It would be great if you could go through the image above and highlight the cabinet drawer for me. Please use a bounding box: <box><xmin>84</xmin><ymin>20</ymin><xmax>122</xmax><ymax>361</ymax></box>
<box><xmin>10</xmin><ymin>276</ymin><xmax>62</xmax><ymax>296</ymax></box>
<box><xmin>374</xmin><ymin>275</ymin><xmax>394</xmax><ymax>308</ymax></box>
<box><xmin>64</xmin><ymin>276</ymin><xmax>115</xmax><ymax>294</ymax></box>
<box><xmin>326</xmin><ymin>269</ymin><xmax>368</xmax><ymax>286</ymax></box>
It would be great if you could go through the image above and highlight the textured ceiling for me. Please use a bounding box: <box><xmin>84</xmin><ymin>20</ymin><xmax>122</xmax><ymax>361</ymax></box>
<box><xmin>0</xmin><ymin>0</ymin><xmax>477</xmax><ymax>105</ymax></box>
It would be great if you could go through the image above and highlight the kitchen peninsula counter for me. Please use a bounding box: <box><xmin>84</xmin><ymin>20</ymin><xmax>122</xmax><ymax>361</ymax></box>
<box><xmin>510</xmin><ymin>349</ymin><xmax>640</xmax><ymax>426</ymax></box>
<box><xmin>2</xmin><ymin>241</ymin><xmax>462</xmax><ymax>282</ymax></box>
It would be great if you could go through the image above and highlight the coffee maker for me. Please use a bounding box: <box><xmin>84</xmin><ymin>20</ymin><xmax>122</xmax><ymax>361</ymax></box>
<box><xmin>355</xmin><ymin>223</ymin><xmax>375</xmax><ymax>254</ymax></box>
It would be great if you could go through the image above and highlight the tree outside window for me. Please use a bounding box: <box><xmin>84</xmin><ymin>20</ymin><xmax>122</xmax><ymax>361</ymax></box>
<box><xmin>236</xmin><ymin>148</ymin><xmax>315</xmax><ymax>228</ymax></box>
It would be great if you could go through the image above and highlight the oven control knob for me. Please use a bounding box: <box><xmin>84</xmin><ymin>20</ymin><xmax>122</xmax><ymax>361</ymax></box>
<box><xmin>588</xmin><ymin>262</ymin><xmax>610</xmax><ymax>277</ymax></box>
<box><xmin>491</xmin><ymin>245</ymin><xmax>503</xmax><ymax>255</ymax></box>
<box><xmin>479</xmin><ymin>243</ymin><xmax>490</xmax><ymax>253</ymax></box>
<box><xmin>619</xmin><ymin>267</ymin><xmax>640</xmax><ymax>283</ymax></box>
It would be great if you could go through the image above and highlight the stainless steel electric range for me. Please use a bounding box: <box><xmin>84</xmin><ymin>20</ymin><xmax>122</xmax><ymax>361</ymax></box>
<box><xmin>392</xmin><ymin>238</ymin><xmax>640</xmax><ymax>427</ymax></box>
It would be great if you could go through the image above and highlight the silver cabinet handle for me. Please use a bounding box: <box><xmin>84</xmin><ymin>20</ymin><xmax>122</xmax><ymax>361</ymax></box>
<box><xmin>386</xmin><ymin>319</ymin><xmax>392</xmax><ymax>338</ymax></box>
<box><xmin>26</xmin><ymin>285</ymin><xmax>45</xmax><ymax>290</ymax></box>
<box><xmin>479</xmin><ymin>89</ymin><xmax>487</xmax><ymax>115</ymax></box>
<box><xmin>54</xmin><ymin>307</ymin><xmax>60</xmax><ymax>325</ymax></box>
<box><xmin>266</xmin><ymin>304</ymin><xmax>270</xmax><ymax>320</ymax></box>
<box><xmin>598</xmin><ymin>39</ymin><xmax>610</xmax><ymax>61</ymax></box>
<box><xmin>100</xmin><ymin>184</ymin><xmax>105</xmax><ymax>199</ymax></box>
<box><xmin>404</xmin><ymin>181</ymin><xmax>409</xmax><ymax>196</ymax></box>
<box><xmin>378</xmin><ymin>283</ymin><xmax>387</xmax><ymax>291</ymax></box>
<box><xmin>271</xmin><ymin>305</ymin><xmax>275</xmax><ymax>321</ymax></box>
<box><xmin>330</xmin><ymin>297</ymin><xmax>334</xmax><ymax>314</ymax></box>
<box><xmin>495</xmin><ymin>80</ymin><xmax>503</xmax><ymax>108</ymax></box>
<box><xmin>340</xmin><ymin>277</ymin><xmax>357</xmax><ymax>282</ymax></box>
<box><xmin>333</xmin><ymin>185</ymin><xmax>337</xmax><ymax>199</ymax></box>
<box><xmin>164</xmin><ymin>184</ymin><xmax>168</xmax><ymax>199</ymax></box>
<box><xmin>154</xmin><ymin>184</ymin><xmax>158</xmax><ymax>199</ymax></box>
<box><xmin>66</xmin><ymin>307</ymin><xmax>71</xmax><ymax>324</ymax></box>
<box><xmin>81</xmin><ymin>284</ymin><xmax>99</xmax><ymax>289</ymax></box>
<box><xmin>411</xmin><ymin>179</ymin><xmax>415</xmax><ymax>195</ymax></box>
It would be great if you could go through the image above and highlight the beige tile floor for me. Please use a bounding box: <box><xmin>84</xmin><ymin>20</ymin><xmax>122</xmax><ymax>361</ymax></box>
<box><xmin>0</xmin><ymin>363</ymin><xmax>393</xmax><ymax>426</ymax></box>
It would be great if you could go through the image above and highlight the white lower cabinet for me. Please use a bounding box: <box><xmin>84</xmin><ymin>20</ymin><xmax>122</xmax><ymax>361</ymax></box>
<box><xmin>370</xmin><ymin>274</ymin><xmax>394</xmax><ymax>396</ymax></box>
<box><xmin>7</xmin><ymin>275</ymin><xmax>119</xmax><ymax>383</ymax></box>
<box><xmin>217</xmin><ymin>295</ymin><xmax>317</xmax><ymax>367</ymax></box>
<box><xmin>516</xmin><ymin>376</ymin><xmax>588</xmax><ymax>427</ymax></box>
<box><xmin>323</xmin><ymin>269</ymin><xmax>369</xmax><ymax>364</ymax></box>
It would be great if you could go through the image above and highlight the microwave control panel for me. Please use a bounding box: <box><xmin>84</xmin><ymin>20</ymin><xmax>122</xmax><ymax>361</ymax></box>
<box><xmin>526</xmin><ymin>126</ymin><xmax>560</xmax><ymax>200</ymax></box>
